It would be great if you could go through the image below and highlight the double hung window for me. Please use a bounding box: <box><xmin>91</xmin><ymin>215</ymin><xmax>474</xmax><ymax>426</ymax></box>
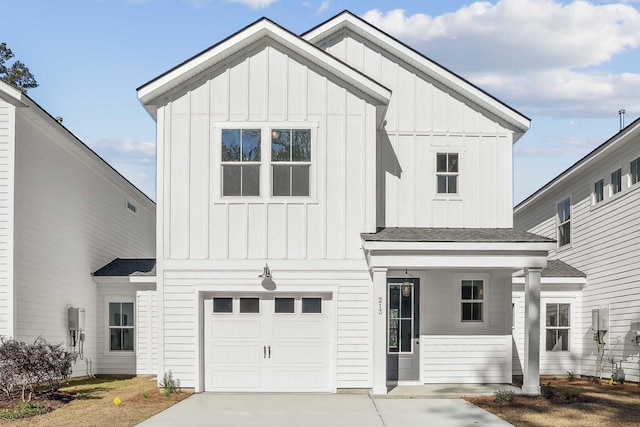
<box><xmin>611</xmin><ymin>168</ymin><xmax>622</xmax><ymax>195</ymax></box>
<box><xmin>593</xmin><ymin>179</ymin><xmax>604</xmax><ymax>204</ymax></box>
<box><xmin>436</xmin><ymin>153</ymin><xmax>458</xmax><ymax>194</ymax></box>
<box><xmin>109</xmin><ymin>302</ymin><xmax>134</xmax><ymax>351</ymax></box>
<box><xmin>221</xmin><ymin>129</ymin><xmax>261</xmax><ymax>196</ymax></box>
<box><xmin>546</xmin><ymin>303</ymin><xmax>570</xmax><ymax>351</ymax></box>
<box><xmin>631</xmin><ymin>157</ymin><xmax>640</xmax><ymax>186</ymax></box>
<box><xmin>557</xmin><ymin>198</ymin><xmax>571</xmax><ymax>247</ymax></box>
<box><xmin>271</xmin><ymin>129</ymin><xmax>311</xmax><ymax>196</ymax></box>
<box><xmin>461</xmin><ymin>280</ymin><xmax>483</xmax><ymax>322</ymax></box>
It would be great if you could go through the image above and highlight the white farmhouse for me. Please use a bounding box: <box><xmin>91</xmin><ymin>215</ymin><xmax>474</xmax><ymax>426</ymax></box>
<box><xmin>514</xmin><ymin>117</ymin><xmax>640</xmax><ymax>382</ymax></box>
<box><xmin>137</xmin><ymin>11</ymin><xmax>554</xmax><ymax>395</ymax></box>
<box><xmin>0</xmin><ymin>80</ymin><xmax>155</xmax><ymax>376</ymax></box>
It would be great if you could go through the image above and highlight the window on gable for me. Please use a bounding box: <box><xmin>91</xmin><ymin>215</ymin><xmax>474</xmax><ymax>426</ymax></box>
<box><xmin>631</xmin><ymin>157</ymin><xmax>640</xmax><ymax>186</ymax></box>
<box><xmin>221</xmin><ymin>129</ymin><xmax>261</xmax><ymax>196</ymax></box>
<box><xmin>271</xmin><ymin>129</ymin><xmax>311</xmax><ymax>196</ymax></box>
<box><xmin>109</xmin><ymin>302</ymin><xmax>134</xmax><ymax>351</ymax></box>
<box><xmin>461</xmin><ymin>280</ymin><xmax>483</xmax><ymax>322</ymax></box>
<box><xmin>611</xmin><ymin>168</ymin><xmax>622</xmax><ymax>195</ymax></box>
<box><xmin>557</xmin><ymin>197</ymin><xmax>571</xmax><ymax>247</ymax></box>
<box><xmin>436</xmin><ymin>153</ymin><xmax>458</xmax><ymax>194</ymax></box>
<box><xmin>594</xmin><ymin>179</ymin><xmax>604</xmax><ymax>204</ymax></box>
<box><xmin>546</xmin><ymin>303</ymin><xmax>570</xmax><ymax>351</ymax></box>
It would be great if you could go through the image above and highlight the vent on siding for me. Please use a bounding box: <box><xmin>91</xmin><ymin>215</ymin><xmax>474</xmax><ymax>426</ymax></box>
<box><xmin>127</xmin><ymin>201</ymin><xmax>137</xmax><ymax>214</ymax></box>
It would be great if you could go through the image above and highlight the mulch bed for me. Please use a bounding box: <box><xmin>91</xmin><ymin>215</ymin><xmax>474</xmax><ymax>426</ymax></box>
<box><xmin>0</xmin><ymin>390</ymin><xmax>75</xmax><ymax>416</ymax></box>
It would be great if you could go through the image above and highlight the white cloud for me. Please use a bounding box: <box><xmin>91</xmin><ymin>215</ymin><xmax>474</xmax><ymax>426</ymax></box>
<box><xmin>224</xmin><ymin>0</ymin><xmax>278</xmax><ymax>9</ymax></box>
<box><xmin>317</xmin><ymin>0</ymin><xmax>330</xmax><ymax>14</ymax></box>
<box><xmin>362</xmin><ymin>1</ymin><xmax>640</xmax><ymax>118</ymax></box>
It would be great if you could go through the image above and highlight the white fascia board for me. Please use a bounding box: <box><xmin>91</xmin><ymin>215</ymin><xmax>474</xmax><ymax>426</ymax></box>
<box><xmin>129</xmin><ymin>276</ymin><xmax>157</xmax><ymax>283</ymax></box>
<box><xmin>138</xmin><ymin>19</ymin><xmax>391</xmax><ymax>117</ymax></box>
<box><xmin>367</xmin><ymin>253</ymin><xmax>549</xmax><ymax>269</ymax></box>
<box><xmin>512</xmin><ymin>276</ymin><xmax>586</xmax><ymax>285</ymax></box>
<box><xmin>362</xmin><ymin>240</ymin><xmax>556</xmax><ymax>252</ymax></box>
<box><xmin>0</xmin><ymin>81</ymin><xmax>28</xmax><ymax>107</ymax></box>
<box><xmin>303</xmin><ymin>13</ymin><xmax>530</xmax><ymax>136</ymax></box>
<box><xmin>515</xmin><ymin>120</ymin><xmax>640</xmax><ymax>214</ymax></box>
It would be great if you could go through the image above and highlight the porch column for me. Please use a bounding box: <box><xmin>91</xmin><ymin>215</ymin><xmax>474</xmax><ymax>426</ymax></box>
<box><xmin>523</xmin><ymin>267</ymin><xmax>542</xmax><ymax>395</ymax></box>
<box><xmin>372</xmin><ymin>267</ymin><xmax>388</xmax><ymax>395</ymax></box>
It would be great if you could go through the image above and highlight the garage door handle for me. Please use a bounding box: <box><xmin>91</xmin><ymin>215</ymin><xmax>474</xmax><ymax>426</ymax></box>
<box><xmin>263</xmin><ymin>346</ymin><xmax>266</xmax><ymax>359</ymax></box>
<box><xmin>268</xmin><ymin>346</ymin><xmax>271</xmax><ymax>358</ymax></box>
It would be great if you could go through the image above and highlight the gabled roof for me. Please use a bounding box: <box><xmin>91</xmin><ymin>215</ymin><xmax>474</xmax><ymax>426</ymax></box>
<box><xmin>93</xmin><ymin>258</ymin><xmax>156</xmax><ymax>277</ymax></box>
<box><xmin>302</xmin><ymin>11</ymin><xmax>530</xmax><ymax>140</ymax></box>
<box><xmin>515</xmin><ymin>116</ymin><xmax>640</xmax><ymax>213</ymax></box>
<box><xmin>137</xmin><ymin>17</ymin><xmax>391</xmax><ymax>119</ymax></box>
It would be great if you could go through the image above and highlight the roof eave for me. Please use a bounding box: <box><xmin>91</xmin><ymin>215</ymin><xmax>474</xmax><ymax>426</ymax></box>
<box><xmin>303</xmin><ymin>11</ymin><xmax>530</xmax><ymax>137</ymax></box>
<box><xmin>361</xmin><ymin>239</ymin><xmax>556</xmax><ymax>252</ymax></box>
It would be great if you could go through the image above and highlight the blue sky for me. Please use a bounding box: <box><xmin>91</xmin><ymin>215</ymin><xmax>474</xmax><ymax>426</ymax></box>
<box><xmin>3</xmin><ymin>0</ymin><xmax>640</xmax><ymax>204</ymax></box>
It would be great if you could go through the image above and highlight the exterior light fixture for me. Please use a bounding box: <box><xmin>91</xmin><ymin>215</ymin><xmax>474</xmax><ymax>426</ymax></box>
<box><xmin>259</xmin><ymin>263</ymin><xmax>272</xmax><ymax>279</ymax></box>
<box><xmin>401</xmin><ymin>269</ymin><xmax>413</xmax><ymax>298</ymax></box>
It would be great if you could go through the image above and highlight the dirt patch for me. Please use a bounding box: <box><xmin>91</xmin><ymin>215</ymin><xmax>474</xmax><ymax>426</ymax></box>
<box><xmin>0</xmin><ymin>375</ymin><xmax>191</xmax><ymax>426</ymax></box>
<box><xmin>465</xmin><ymin>377</ymin><xmax>640</xmax><ymax>427</ymax></box>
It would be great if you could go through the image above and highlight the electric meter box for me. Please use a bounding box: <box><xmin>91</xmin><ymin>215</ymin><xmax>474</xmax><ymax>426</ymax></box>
<box><xmin>591</xmin><ymin>307</ymin><xmax>609</xmax><ymax>332</ymax></box>
<box><xmin>68</xmin><ymin>307</ymin><xmax>85</xmax><ymax>331</ymax></box>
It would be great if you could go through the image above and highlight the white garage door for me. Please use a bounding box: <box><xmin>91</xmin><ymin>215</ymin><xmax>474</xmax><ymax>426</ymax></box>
<box><xmin>204</xmin><ymin>294</ymin><xmax>332</xmax><ymax>392</ymax></box>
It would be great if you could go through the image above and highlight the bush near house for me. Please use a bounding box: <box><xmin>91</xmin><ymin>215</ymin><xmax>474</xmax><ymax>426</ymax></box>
<box><xmin>0</xmin><ymin>336</ymin><xmax>76</xmax><ymax>403</ymax></box>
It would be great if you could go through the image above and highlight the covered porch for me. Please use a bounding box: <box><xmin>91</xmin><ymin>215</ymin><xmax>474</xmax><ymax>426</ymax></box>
<box><xmin>361</xmin><ymin>228</ymin><xmax>555</xmax><ymax>396</ymax></box>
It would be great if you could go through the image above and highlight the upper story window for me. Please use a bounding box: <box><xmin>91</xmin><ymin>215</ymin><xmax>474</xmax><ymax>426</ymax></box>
<box><xmin>221</xmin><ymin>129</ymin><xmax>261</xmax><ymax>197</ymax></box>
<box><xmin>593</xmin><ymin>179</ymin><xmax>604</xmax><ymax>204</ymax></box>
<box><xmin>557</xmin><ymin>197</ymin><xmax>571</xmax><ymax>247</ymax></box>
<box><xmin>271</xmin><ymin>129</ymin><xmax>311</xmax><ymax>196</ymax></box>
<box><xmin>436</xmin><ymin>153</ymin><xmax>458</xmax><ymax>194</ymax></box>
<box><xmin>631</xmin><ymin>157</ymin><xmax>640</xmax><ymax>186</ymax></box>
<box><xmin>461</xmin><ymin>279</ymin><xmax>483</xmax><ymax>322</ymax></box>
<box><xmin>546</xmin><ymin>303</ymin><xmax>570</xmax><ymax>351</ymax></box>
<box><xmin>611</xmin><ymin>168</ymin><xmax>622</xmax><ymax>195</ymax></box>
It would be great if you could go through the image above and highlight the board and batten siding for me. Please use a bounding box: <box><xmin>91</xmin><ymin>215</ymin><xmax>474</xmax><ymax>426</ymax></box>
<box><xmin>161</xmin><ymin>42</ymin><xmax>377</xmax><ymax>261</ymax></box>
<box><xmin>0</xmin><ymin>101</ymin><xmax>15</xmax><ymax>338</ymax></box>
<box><xmin>318</xmin><ymin>32</ymin><xmax>514</xmax><ymax>229</ymax></box>
<box><xmin>136</xmin><ymin>290</ymin><xmax>159</xmax><ymax>375</ymax></box>
<box><xmin>13</xmin><ymin>110</ymin><xmax>155</xmax><ymax>376</ymax></box>
<box><xmin>514</xmin><ymin>135</ymin><xmax>640</xmax><ymax>382</ymax></box>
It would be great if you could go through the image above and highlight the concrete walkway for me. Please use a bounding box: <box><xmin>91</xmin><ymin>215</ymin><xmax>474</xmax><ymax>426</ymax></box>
<box><xmin>137</xmin><ymin>393</ymin><xmax>512</xmax><ymax>427</ymax></box>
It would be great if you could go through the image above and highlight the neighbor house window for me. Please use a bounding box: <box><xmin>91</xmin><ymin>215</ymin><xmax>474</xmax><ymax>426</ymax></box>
<box><xmin>611</xmin><ymin>168</ymin><xmax>622</xmax><ymax>195</ymax></box>
<box><xmin>271</xmin><ymin>129</ymin><xmax>311</xmax><ymax>196</ymax></box>
<box><xmin>221</xmin><ymin>129</ymin><xmax>261</xmax><ymax>196</ymax></box>
<box><xmin>109</xmin><ymin>302</ymin><xmax>134</xmax><ymax>351</ymax></box>
<box><xmin>461</xmin><ymin>280</ymin><xmax>483</xmax><ymax>321</ymax></box>
<box><xmin>546</xmin><ymin>303</ymin><xmax>570</xmax><ymax>351</ymax></box>
<box><xmin>436</xmin><ymin>153</ymin><xmax>458</xmax><ymax>194</ymax></box>
<box><xmin>631</xmin><ymin>157</ymin><xmax>640</xmax><ymax>186</ymax></box>
<box><xmin>557</xmin><ymin>197</ymin><xmax>571</xmax><ymax>247</ymax></box>
<box><xmin>593</xmin><ymin>179</ymin><xmax>604</xmax><ymax>204</ymax></box>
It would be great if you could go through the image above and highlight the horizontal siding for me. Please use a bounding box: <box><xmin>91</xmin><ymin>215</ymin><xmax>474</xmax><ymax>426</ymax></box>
<box><xmin>422</xmin><ymin>335</ymin><xmax>511</xmax><ymax>383</ymax></box>
<box><xmin>0</xmin><ymin>101</ymin><xmax>14</xmax><ymax>338</ymax></box>
<box><xmin>13</xmin><ymin>111</ymin><xmax>155</xmax><ymax>377</ymax></box>
<box><xmin>336</xmin><ymin>282</ymin><xmax>371</xmax><ymax>388</ymax></box>
<box><xmin>515</xmin><ymin>132</ymin><xmax>640</xmax><ymax>382</ymax></box>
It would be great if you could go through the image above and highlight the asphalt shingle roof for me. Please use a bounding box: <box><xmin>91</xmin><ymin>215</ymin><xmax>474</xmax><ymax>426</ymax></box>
<box><xmin>93</xmin><ymin>258</ymin><xmax>156</xmax><ymax>277</ymax></box>
<box><xmin>361</xmin><ymin>228</ymin><xmax>554</xmax><ymax>243</ymax></box>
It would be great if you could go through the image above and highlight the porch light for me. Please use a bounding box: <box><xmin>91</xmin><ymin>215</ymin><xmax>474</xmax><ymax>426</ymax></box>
<box><xmin>259</xmin><ymin>263</ymin><xmax>272</xmax><ymax>279</ymax></box>
<box><xmin>401</xmin><ymin>269</ymin><xmax>413</xmax><ymax>297</ymax></box>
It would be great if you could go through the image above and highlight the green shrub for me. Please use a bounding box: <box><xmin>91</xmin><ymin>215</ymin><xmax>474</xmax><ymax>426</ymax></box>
<box><xmin>541</xmin><ymin>382</ymin><xmax>555</xmax><ymax>400</ymax></box>
<box><xmin>494</xmin><ymin>389</ymin><xmax>516</xmax><ymax>404</ymax></box>
<box><xmin>160</xmin><ymin>371</ymin><xmax>180</xmax><ymax>397</ymax></box>
<box><xmin>0</xmin><ymin>401</ymin><xmax>45</xmax><ymax>419</ymax></box>
<box><xmin>562</xmin><ymin>388</ymin><xmax>581</xmax><ymax>400</ymax></box>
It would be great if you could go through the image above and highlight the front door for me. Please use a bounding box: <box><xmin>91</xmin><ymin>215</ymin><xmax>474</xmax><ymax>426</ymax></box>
<box><xmin>386</xmin><ymin>278</ymin><xmax>420</xmax><ymax>382</ymax></box>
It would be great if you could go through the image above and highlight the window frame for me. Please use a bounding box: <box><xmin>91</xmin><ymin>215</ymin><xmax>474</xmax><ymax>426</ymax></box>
<box><xmin>545</xmin><ymin>302</ymin><xmax>571</xmax><ymax>352</ymax></box>
<box><xmin>220</xmin><ymin>129</ymin><xmax>262</xmax><ymax>197</ymax></box>
<box><xmin>556</xmin><ymin>197</ymin><xmax>571</xmax><ymax>248</ymax></box>
<box><xmin>593</xmin><ymin>178</ymin><xmax>604</xmax><ymax>204</ymax></box>
<box><xmin>630</xmin><ymin>157</ymin><xmax>640</xmax><ymax>187</ymax></box>
<box><xmin>611</xmin><ymin>168</ymin><xmax>622</xmax><ymax>195</ymax></box>
<box><xmin>456</xmin><ymin>273</ymin><xmax>489</xmax><ymax>324</ymax></box>
<box><xmin>214</xmin><ymin>123</ymin><xmax>318</xmax><ymax>202</ymax></box>
<box><xmin>271</xmin><ymin>129</ymin><xmax>312</xmax><ymax>197</ymax></box>
<box><xmin>436</xmin><ymin>152</ymin><xmax>459</xmax><ymax>195</ymax></box>
<box><xmin>104</xmin><ymin>298</ymin><xmax>135</xmax><ymax>355</ymax></box>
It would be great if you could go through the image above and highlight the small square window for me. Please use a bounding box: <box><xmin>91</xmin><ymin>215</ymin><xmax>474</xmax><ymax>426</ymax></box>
<box><xmin>275</xmin><ymin>298</ymin><xmax>294</xmax><ymax>313</ymax></box>
<box><xmin>213</xmin><ymin>298</ymin><xmax>233</xmax><ymax>313</ymax></box>
<box><xmin>301</xmin><ymin>298</ymin><xmax>322</xmax><ymax>314</ymax></box>
<box><xmin>240</xmin><ymin>298</ymin><xmax>260</xmax><ymax>313</ymax></box>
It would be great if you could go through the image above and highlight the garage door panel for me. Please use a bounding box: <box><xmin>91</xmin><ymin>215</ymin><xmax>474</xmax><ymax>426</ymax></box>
<box><xmin>271</xmin><ymin>370</ymin><xmax>324</xmax><ymax>390</ymax></box>
<box><xmin>209</xmin><ymin>320</ymin><xmax>261</xmax><ymax>339</ymax></box>
<box><xmin>273</xmin><ymin>320</ymin><xmax>324</xmax><ymax>339</ymax></box>
<box><xmin>271</xmin><ymin>344</ymin><xmax>327</xmax><ymax>364</ymax></box>
<box><xmin>209</xmin><ymin>344</ymin><xmax>262</xmax><ymax>364</ymax></box>
<box><xmin>210</xmin><ymin>370</ymin><xmax>261</xmax><ymax>390</ymax></box>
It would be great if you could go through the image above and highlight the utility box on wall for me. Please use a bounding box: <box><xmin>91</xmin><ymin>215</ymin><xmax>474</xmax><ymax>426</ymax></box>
<box><xmin>591</xmin><ymin>307</ymin><xmax>609</xmax><ymax>332</ymax></box>
<box><xmin>631</xmin><ymin>320</ymin><xmax>640</xmax><ymax>344</ymax></box>
<box><xmin>68</xmin><ymin>307</ymin><xmax>85</xmax><ymax>331</ymax></box>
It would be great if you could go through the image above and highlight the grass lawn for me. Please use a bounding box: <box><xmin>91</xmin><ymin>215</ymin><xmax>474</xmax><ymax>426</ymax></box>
<box><xmin>0</xmin><ymin>375</ymin><xmax>191</xmax><ymax>426</ymax></box>
<box><xmin>465</xmin><ymin>377</ymin><xmax>640</xmax><ymax>427</ymax></box>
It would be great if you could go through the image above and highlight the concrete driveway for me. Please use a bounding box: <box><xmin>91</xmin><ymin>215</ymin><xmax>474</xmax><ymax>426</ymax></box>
<box><xmin>137</xmin><ymin>393</ymin><xmax>512</xmax><ymax>427</ymax></box>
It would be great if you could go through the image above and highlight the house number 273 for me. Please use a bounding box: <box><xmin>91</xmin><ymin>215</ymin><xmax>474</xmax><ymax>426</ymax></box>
<box><xmin>378</xmin><ymin>297</ymin><xmax>383</xmax><ymax>315</ymax></box>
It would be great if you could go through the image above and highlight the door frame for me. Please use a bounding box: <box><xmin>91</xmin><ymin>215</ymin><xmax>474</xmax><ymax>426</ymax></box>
<box><xmin>386</xmin><ymin>277</ymin><xmax>420</xmax><ymax>383</ymax></box>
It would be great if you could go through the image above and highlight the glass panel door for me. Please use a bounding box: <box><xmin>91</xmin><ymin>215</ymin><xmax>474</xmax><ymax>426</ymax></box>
<box><xmin>388</xmin><ymin>282</ymin><xmax>414</xmax><ymax>353</ymax></box>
